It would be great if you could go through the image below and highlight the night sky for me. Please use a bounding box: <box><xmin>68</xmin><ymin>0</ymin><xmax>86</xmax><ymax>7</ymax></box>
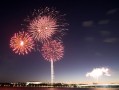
<box><xmin>0</xmin><ymin>0</ymin><xmax>119</xmax><ymax>84</ymax></box>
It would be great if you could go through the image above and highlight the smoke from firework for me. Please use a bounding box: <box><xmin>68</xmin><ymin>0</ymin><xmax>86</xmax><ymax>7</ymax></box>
<box><xmin>86</xmin><ymin>67</ymin><xmax>111</xmax><ymax>80</ymax></box>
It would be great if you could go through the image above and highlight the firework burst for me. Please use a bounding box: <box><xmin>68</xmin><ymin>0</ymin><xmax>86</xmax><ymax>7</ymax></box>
<box><xmin>41</xmin><ymin>40</ymin><xmax>64</xmax><ymax>62</ymax></box>
<box><xmin>41</xmin><ymin>40</ymin><xmax>64</xmax><ymax>84</ymax></box>
<box><xmin>10</xmin><ymin>31</ymin><xmax>35</xmax><ymax>55</ymax></box>
<box><xmin>28</xmin><ymin>15</ymin><xmax>57</xmax><ymax>42</ymax></box>
<box><xmin>26</xmin><ymin>7</ymin><xmax>68</xmax><ymax>43</ymax></box>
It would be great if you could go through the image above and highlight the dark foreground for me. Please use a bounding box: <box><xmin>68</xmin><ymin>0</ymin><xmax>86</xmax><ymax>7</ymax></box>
<box><xmin>0</xmin><ymin>87</ymin><xmax>119</xmax><ymax>90</ymax></box>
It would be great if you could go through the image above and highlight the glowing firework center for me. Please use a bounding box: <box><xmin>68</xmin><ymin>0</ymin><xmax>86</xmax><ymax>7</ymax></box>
<box><xmin>20</xmin><ymin>40</ymin><xmax>24</xmax><ymax>46</ymax></box>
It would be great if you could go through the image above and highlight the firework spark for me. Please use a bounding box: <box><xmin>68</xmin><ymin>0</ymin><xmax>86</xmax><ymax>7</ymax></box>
<box><xmin>41</xmin><ymin>40</ymin><xmax>64</xmax><ymax>62</ymax></box>
<box><xmin>26</xmin><ymin>7</ymin><xmax>68</xmax><ymax>43</ymax></box>
<box><xmin>10</xmin><ymin>31</ymin><xmax>35</xmax><ymax>55</ymax></box>
<box><xmin>28</xmin><ymin>16</ymin><xmax>57</xmax><ymax>42</ymax></box>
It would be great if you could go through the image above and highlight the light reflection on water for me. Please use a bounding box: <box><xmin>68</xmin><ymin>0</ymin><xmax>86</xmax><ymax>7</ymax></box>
<box><xmin>91</xmin><ymin>88</ymin><xmax>119</xmax><ymax>90</ymax></box>
<box><xmin>0</xmin><ymin>88</ymin><xmax>118</xmax><ymax>90</ymax></box>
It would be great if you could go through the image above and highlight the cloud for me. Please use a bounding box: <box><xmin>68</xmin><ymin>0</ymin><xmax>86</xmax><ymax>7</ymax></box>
<box><xmin>84</xmin><ymin>37</ymin><xmax>94</xmax><ymax>42</ymax></box>
<box><xmin>100</xmin><ymin>30</ymin><xmax>111</xmax><ymax>36</ymax></box>
<box><xmin>106</xmin><ymin>9</ymin><xmax>117</xmax><ymax>15</ymax></box>
<box><xmin>86</xmin><ymin>67</ymin><xmax>111</xmax><ymax>79</ymax></box>
<box><xmin>95</xmin><ymin>52</ymin><xmax>102</xmax><ymax>56</ymax></box>
<box><xmin>98</xmin><ymin>20</ymin><xmax>109</xmax><ymax>24</ymax></box>
<box><xmin>103</xmin><ymin>37</ymin><xmax>117</xmax><ymax>43</ymax></box>
<box><xmin>82</xmin><ymin>21</ymin><xmax>93</xmax><ymax>27</ymax></box>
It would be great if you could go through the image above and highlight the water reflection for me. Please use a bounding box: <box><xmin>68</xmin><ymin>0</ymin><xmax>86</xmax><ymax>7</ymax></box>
<box><xmin>0</xmin><ymin>88</ymin><xmax>118</xmax><ymax>90</ymax></box>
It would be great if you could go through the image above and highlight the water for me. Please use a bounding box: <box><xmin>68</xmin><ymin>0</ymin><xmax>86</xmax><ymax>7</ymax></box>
<box><xmin>0</xmin><ymin>88</ymin><xmax>119</xmax><ymax>90</ymax></box>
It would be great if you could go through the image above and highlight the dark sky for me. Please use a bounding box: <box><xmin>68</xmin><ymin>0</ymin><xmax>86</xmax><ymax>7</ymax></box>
<box><xmin>0</xmin><ymin>0</ymin><xmax>119</xmax><ymax>84</ymax></box>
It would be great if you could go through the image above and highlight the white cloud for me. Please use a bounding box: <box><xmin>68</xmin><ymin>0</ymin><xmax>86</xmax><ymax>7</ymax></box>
<box><xmin>82</xmin><ymin>21</ymin><xmax>93</xmax><ymax>27</ymax></box>
<box><xmin>84</xmin><ymin>37</ymin><xmax>94</xmax><ymax>42</ymax></box>
<box><xmin>100</xmin><ymin>30</ymin><xmax>111</xmax><ymax>36</ymax></box>
<box><xmin>95</xmin><ymin>52</ymin><xmax>102</xmax><ymax>56</ymax></box>
<box><xmin>98</xmin><ymin>20</ymin><xmax>109</xmax><ymax>24</ymax></box>
<box><xmin>86</xmin><ymin>67</ymin><xmax>111</xmax><ymax>79</ymax></box>
<box><xmin>106</xmin><ymin>9</ymin><xmax>117</xmax><ymax>15</ymax></box>
<box><xmin>103</xmin><ymin>37</ymin><xmax>117</xmax><ymax>43</ymax></box>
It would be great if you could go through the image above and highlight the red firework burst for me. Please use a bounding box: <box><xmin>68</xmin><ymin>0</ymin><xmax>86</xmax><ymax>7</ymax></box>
<box><xmin>10</xmin><ymin>31</ymin><xmax>35</xmax><ymax>55</ymax></box>
<box><xmin>41</xmin><ymin>40</ymin><xmax>64</xmax><ymax>62</ymax></box>
<box><xmin>28</xmin><ymin>15</ymin><xmax>57</xmax><ymax>42</ymax></box>
<box><xmin>26</xmin><ymin>7</ymin><xmax>68</xmax><ymax>43</ymax></box>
